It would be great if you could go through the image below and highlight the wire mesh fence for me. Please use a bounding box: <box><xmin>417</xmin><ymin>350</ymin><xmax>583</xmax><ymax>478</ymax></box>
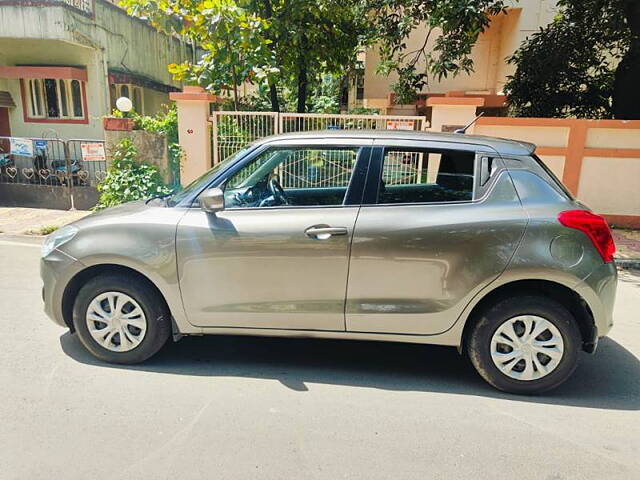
<box><xmin>279</xmin><ymin>113</ymin><xmax>427</xmax><ymax>134</ymax></box>
<box><xmin>210</xmin><ymin>111</ymin><xmax>429</xmax><ymax>166</ymax></box>
<box><xmin>276</xmin><ymin>148</ymin><xmax>358</xmax><ymax>189</ymax></box>
<box><xmin>383</xmin><ymin>151</ymin><xmax>426</xmax><ymax>185</ymax></box>
<box><xmin>211</xmin><ymin>112</ymin><xmax>278</xmax><ymax>167</ymax></box>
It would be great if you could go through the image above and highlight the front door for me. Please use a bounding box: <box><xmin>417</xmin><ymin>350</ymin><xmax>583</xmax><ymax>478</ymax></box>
<box><xmin>177</xmin><ymin>142</ymin><xmax>371</xmax><ymax>331</ymax></box>
<box><xmin>346</xmin><ymin>142</ymin><xmax>527</xmax><ymax>335</ymax></box>
<box><xmin>0</xmin><ymin>107</ymin><xmax>10</xmax><ymax>155</ymax></box>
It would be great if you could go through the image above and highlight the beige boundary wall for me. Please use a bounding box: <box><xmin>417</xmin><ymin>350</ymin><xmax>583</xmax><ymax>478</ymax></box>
<box><xmin>472</xmin><ymin>117</ymin><xmax>640</xmax><ymax>228</ymax></box>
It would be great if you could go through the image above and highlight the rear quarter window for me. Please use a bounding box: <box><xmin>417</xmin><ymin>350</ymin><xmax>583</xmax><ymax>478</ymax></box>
<box><xmin>532</xmin><ymin>154</ymin><xmax>575</xmax><ymax>200</ymax></box>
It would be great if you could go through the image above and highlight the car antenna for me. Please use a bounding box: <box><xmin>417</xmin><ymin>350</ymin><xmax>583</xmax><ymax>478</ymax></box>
<box><xmin>454</xmin><ymin>112</ymin><xmax>485</xmax><ymax>134</ymax></box>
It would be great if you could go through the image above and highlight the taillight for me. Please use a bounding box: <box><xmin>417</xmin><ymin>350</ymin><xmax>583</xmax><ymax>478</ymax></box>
<box><xmin>558</xmin><ymin>210</ymin><xmax>616</xmax><ymax>263</ymax></box>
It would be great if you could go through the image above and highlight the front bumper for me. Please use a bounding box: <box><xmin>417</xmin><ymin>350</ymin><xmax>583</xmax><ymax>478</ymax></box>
<box><xmin>41</xmin><ymin>248</ymin><xmax>84</xmax><ymax>328</ymax></box>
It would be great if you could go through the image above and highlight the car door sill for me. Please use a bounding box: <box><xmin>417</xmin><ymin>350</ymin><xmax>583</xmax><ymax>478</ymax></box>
<box><xmin>194</xmin><ymin>326</ymin><xmax>459</xmax><ymax>347</ymax></box>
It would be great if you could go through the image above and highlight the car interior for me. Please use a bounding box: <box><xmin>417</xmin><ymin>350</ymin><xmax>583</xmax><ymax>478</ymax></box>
<box><xmin>378</xmin><ymin>149</ymin><xmax>475</xmax><ymax>204</ymax></box>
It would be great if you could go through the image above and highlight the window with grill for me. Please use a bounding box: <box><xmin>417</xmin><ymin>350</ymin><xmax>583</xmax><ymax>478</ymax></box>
<box><xmin>111</xmin><ymin>84</ymin><xmax>144</xmax><ymax>114</ymax></box>
<box><xmin>24</xmin><ymin>78</ymin><xmax>85</xmax><ymax>120</ymax></box>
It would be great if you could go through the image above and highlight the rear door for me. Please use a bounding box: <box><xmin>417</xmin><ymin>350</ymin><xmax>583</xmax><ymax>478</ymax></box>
<box><xmin>345</xmin><ymin>140</ymin><xmax>527</xmax><ymax>335</ymax></box>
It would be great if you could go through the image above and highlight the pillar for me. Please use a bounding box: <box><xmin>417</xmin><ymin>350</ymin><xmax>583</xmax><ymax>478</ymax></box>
<box><xmin>427</xmin><ymin>96</ymin><xmax>485</xmax><ymax>133</ymax></box>
<box><xmin>169</xmin><ymin>86</ymin><xmax>220</xmax><ymax>186</ymax></box>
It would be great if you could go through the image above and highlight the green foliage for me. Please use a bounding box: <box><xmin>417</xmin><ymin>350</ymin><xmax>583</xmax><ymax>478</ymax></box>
<box><xmin>223</xmin><ymin>73</ymin><xmax>343</xmax><ymax>113</ymax></box>
<box><xmin>131</xmin><ymin>107</ymin><xmax>183</xmax><ymax>186</ymax></box>
<box><xmin>120</xmin><ymin>0</ymin><xmax>274</xmax><ymax>110</ymax></box>
<box><xmin>369</xmin><ymin>0</ymin><xmax>507</xmax><ymax>104</ymax></box>
<box><xmin>306</xmin><ymin>74</ymin><xmax>342</xmax><ymax>114</ymax></box>
<box><xmin>119</xmin><ymin>0</ymin><xmax>367</xmax><ymax>112</ymax></box>
<box><xmin>132</xmin><ymin>107</ymin><xmax>178</xmax><ymax>144</ymax></box>
<box><xmin>504</xmin><ymin>0</ymin><xmax>640</xmax><ymax>119</ymax></box>
<box><xmin>29</xmin><ymin>225</ymin><xmax>59</xmax><ymax>236</ymax></box>
<box><xmin>96</xmin><ymin>139</ymin><xmax>173</xmax><ymax>210</ymax></box>
<box><xmin>348</xmin><ymin>107</ymin><xmax>381</xmax><ymax>115</ymax></box>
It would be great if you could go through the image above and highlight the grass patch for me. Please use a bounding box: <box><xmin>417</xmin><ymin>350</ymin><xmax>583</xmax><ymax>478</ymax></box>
<box><xmin>27</xmin><ymin>225</ymin><xmax>59</xmax><ymax>236</ymax></box>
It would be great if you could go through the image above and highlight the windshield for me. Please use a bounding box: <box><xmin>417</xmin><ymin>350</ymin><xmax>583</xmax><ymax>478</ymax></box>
<box><xmin>167</xmin><ymin>147</ymin><xmax>251</xmax><ymax>207</ymax></box>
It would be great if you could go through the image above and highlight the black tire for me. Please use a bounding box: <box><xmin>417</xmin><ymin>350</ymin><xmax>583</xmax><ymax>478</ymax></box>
<box><xmin>72</xmin><ymin>273</ymin><xmax>171</xmax><ymax>364</ymax></box>
<box><xmin>466</xmin><ymin>295</ymin><xmax>582</xmax><ymax>395</ymax></box>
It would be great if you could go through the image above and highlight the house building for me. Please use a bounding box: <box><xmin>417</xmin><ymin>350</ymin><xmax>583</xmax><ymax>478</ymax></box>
<box><xmin>350</xmin><ymin>0</ymin><xmax>558</xmax><ymax>116</ymax></box>
<box><xmin>0</xmin><ymin>0</ymin><xmax>194</xmax><ymax>140</ymax></box>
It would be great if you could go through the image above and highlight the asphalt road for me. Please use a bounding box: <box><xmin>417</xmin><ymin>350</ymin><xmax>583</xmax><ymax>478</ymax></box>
<box><xmin>1</xmin><ymin>235</ymin><xmax>639</xmax><ymax>480</ymax></box>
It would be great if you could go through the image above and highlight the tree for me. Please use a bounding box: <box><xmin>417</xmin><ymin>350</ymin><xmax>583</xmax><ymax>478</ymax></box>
<box><xmin>368</xmin><ymin>0</ymin><xmax>508</xmax><ymax>104</ymax></box>
<box><xmin>504</xmin><ymin>0</ymin><xmax>640</xmax><ymax>119</ymax></box>
<box><xmin>251</xmin><ymin>0</ymin><xmax>365</xmax><ymax>113</ymax></box>
<box><xmin>120</xmin><ymin>0</ymin><xmax>366</xmax><ymax>112</ymax></box>
<box><xmin>120</xmin><ymin>0</ymin><xmax>275</xmax><ymax>111</ymax></box>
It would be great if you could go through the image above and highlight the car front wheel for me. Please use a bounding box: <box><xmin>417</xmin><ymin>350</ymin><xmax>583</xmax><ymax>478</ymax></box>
<box><xmin>72</xmin><ymin>273</ymin><xmax>171</xmax><ymax>364</ymax></box>
<box><xmin>467</xmin><ymin>295</ymin><xmax>582</xmax><ymax>395</ymax></box>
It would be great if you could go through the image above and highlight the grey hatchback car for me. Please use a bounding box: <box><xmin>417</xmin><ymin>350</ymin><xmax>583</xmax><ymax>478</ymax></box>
<box><xmin>41</xmin><ymin>130</ymin><xmax>617</xmax><ymax>394</ymax></box>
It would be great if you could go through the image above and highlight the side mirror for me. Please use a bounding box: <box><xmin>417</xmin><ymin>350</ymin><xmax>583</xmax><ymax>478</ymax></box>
<box><xmin>199</xmin><ymin>187</ymin><xmax>225</xmax><ymax>213</ymax></box>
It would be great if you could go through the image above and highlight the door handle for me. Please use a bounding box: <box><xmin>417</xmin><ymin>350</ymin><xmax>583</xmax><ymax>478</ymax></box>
<box><xmin>304</xmin><ymin>226</ymin><xmax>348</xmax><ymax>239</ymax></box>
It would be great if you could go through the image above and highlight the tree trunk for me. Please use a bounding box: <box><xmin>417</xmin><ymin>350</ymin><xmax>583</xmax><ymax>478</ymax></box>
<box><xmin>269</xmin><ymin>82</ymin><xmax>280</xmax><ymax>112</ymax></box>
<box><xmin>296</xmin><ymin>35</ymin><xmax>309</xmax><ymax>113</ymax></box>
<box><xmin>227</xmin><ymin>40</ymin><xmax>239</xmax><ymax>111</ymax></box>
<box><xmin>296</xmin><ymin>67</ymin><xmax>308</xmax><ymax>114</ymax></box>
<box><xmin>261</xmin><ymin>0</ymin><xmax>280</xmax><ymax>113</ymax></box>
<box><xmin>613</xmin><ymin>0</ymin><xmax>640</xmax><ymax>119</ymax></box>
<box><xmin>613</xmin><ymin>41</ymin><xmax>640</xmax><ymax>119</ymax></box>
<box><xmin>231</xmin><ymin>77</ymin><xmax>239</xmax><ymax>111</ymax></box>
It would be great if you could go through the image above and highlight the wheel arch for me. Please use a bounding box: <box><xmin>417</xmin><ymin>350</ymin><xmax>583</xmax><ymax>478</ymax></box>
<box><xmin>61</xmin><ymin>264</ymin><xmax>172</xmax><ymax>333</ymax></box>
<box><xmin>460</xmin><ymin>279</ymin><xmax>597</xmax><ymax>354</ymax></box>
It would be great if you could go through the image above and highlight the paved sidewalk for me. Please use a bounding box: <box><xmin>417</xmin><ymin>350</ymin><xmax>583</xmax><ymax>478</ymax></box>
<box><xmin>612</xmin><ymin>229</ymin><xmax>640</xmax><ymax>262</ymax></box>
<box><xmin>0</xmin><ymin>207</ymin><xmax>91</xmax><ymax>235</ymax></box>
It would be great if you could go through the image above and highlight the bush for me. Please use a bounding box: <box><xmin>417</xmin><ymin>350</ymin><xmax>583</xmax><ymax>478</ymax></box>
<box><xmin>95</xmin><ymin>139</ymin><xmax>172</xmax><ymax>209</ymax></box>
<box><xmin>131</xmin><ymin>107</ymin><xmax>182</xmax><ymax>186</ymax></box>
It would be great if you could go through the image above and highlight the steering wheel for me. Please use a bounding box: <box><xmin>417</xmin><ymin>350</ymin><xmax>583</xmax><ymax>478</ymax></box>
<box><xmin>268</xmin><ymin>177</ymin><xmax>289</xmax><ymax>205</ymax></box>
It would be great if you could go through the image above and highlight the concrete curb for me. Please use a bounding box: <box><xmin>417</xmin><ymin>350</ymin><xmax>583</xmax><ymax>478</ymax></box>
<box><xmin>616</xmin><ymin>259</ymin><xmax>640</xmax><ymax>270</ymax></box>
<box><xmin>0</xmin><ymin>233</ymin><xmax>44</xmax><ymax>243</ymax></box>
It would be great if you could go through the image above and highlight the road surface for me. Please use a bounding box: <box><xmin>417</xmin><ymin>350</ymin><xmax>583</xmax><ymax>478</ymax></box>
<box><xmin>1</xmin><ymin>235</ymin><xmax>639</xmax><ymax>479</ymax></box>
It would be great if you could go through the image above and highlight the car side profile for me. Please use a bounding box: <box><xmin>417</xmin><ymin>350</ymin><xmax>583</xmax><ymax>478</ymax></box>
<box><xmin>41</xmin><ymin>130</ymin><xmax>617</xmax><ymax>394</ymax></box>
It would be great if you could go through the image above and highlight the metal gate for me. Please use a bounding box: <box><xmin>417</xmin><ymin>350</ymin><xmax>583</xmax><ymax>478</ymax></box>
<box><xmin>0</xmin><ymin>136</ymin><xmax>107</xmax><ymax>209</ymax></box>
<box><xmin>210</xmin><ymin>111</ymin><xmax>429</xmax><ymax>166</ymax></box>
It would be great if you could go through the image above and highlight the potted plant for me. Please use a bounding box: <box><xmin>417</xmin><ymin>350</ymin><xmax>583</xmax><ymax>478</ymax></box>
<box><xmin>103</xmin><ymin>109</ymin><xmax>134</xmax><ymax>131</ymax></box>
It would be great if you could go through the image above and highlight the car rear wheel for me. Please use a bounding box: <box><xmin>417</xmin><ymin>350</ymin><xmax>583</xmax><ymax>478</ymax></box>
<box><xmin>72</xmin><ymin>273</ymin><xmax>171</xmax><ymax>364</ymax></box>
<box><xmin>467</xmin><ymin>295</ymin><xmax>582</xmax><ymax>395</ymax></box>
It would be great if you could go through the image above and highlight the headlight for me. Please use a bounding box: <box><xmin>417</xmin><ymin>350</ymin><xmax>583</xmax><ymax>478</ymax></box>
<box><xmin>41</xmin><ymin>225</ymin><xmax>78</xmax><ymax>258</ymax></box>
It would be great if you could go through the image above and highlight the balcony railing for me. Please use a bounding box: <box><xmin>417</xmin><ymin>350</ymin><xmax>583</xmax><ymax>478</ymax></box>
<box><xmin>0</xmin><ymin>0</ymin><xmax>95</xmax><ymax>17</ymax></box>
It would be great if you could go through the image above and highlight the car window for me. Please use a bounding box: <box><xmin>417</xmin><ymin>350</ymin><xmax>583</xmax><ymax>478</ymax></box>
<box><xmin>224</xmin><ymin>146</ymin><xmax>360</xmax><ymax>208</ymax></box>
<box><xmin>377</xmin><ymin>148</ymin><xmax>475</xmax><ymax>204</ymax></box>
<box><xmin>167</xmin><ymin>146</ymin><xmax>252</xmax><ymax>207</ymax></box>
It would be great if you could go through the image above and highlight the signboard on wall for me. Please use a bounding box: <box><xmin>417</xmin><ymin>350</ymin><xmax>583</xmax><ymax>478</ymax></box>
<box><xmin>10</xmin><ymin>137</ymin><xmax>33</xmax><ymax>157</ymax></box>
<box><xmin>386</xmin><ymin>120</ymin><xmax>415</xmax><ymax>131</ymax></box>
<box><xmin>80</xmin><ymin>142</ymin><xmax>106</xmax><ymax>162</ymax></box>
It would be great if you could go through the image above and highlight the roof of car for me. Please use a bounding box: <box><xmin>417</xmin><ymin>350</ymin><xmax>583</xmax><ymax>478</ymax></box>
<box><xmin>257</xmin><ymin>129</ymin><xmax>536</xmax><ymax>156</ymax></box>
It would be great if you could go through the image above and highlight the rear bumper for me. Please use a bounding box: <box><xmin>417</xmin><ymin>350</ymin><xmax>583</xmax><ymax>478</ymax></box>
<box><xmin>41</xmin><ymin>249</ymin><xmax>84</xmax><ymax>328</ymax></box>
<box><xmin>574</xmin><ymin>261</ymin><xmax>617</xmax><ymax>340</ymax></box>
